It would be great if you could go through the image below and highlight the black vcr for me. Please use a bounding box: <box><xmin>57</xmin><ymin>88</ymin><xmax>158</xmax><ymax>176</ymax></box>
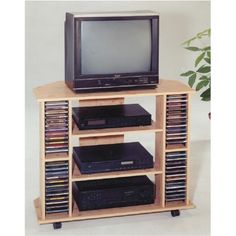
<box><xmin>72</xmin><ymin>104</ymin><xmax>151</xmax><ymax>130</ymax></box>
<box><xmin>73</xmin><ymin>176</ymin><xmax>155</xmax><ymax>211</ymax></box>
<box><xmin>73</xmin><ymin>142</ymin><xmax>154</xmax><ymax>174</ymax></box>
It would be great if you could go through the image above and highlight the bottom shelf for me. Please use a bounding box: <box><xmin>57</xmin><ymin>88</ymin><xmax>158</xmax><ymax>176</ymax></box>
<box><xmin>34</xmin><ymin>198</ymin><xmax>195</xmax><ymax>224</ymax></box>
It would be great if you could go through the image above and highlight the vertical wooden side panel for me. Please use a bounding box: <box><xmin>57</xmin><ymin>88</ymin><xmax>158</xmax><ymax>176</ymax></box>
<box><xmin>155</xmin><ymin>95</ymin><xmax>165</xmax><ymax>168</ymax></box>
<box><xmin>156</xmin><ymin>95</ymin><xmax>164</xmax><ymax>129</ymax></box>
<box><xmin>185</xmin><ymin>93</ymin><xmax>191</xmax><ymax>204</ymax></box>
<box><xmin>68</xmin><ymin>100</ymin><xmax>73</xmax><ymax>216</ymax></box>
<box><xmin>39</xmin><ymin>102</ymin><xmax>45</xmax><ymax>220</ymax></box>
<box><xmin>155</xmin><ymin>95</ymin><xmax>166</xmax><ymax>207</ymax></box>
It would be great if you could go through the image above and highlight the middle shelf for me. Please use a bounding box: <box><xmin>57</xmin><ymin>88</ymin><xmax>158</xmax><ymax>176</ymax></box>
<box><xmin>72</xmin><ymin>120</ymin><xmax>162</xmax><ymax>138</ymax></box>
<box><xmin>72</xmin><ymin>164</ymin><xmax>162</xmax><ymax>181</ymax></box>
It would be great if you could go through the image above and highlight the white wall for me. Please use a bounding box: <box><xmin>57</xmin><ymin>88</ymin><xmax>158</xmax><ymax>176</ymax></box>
<box><xmin>26</xmin><ymin>1</ymin><xmax>210</xmax><ymax>141</ymax></box>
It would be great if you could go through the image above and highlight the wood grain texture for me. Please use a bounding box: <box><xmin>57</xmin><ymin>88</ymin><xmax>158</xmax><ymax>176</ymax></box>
<box><xmin>34</xmin><ymin>198</ymin><xmax>195</xmax><ymax>224</ymax></box>
<box><xmin>34</xmin><ymin>81</ymin><xmax>195</xmax><ymax>225</ymax></box>
<box><xmin>44</xmin><ymin>153</ymin><xmax>69</xmax><ymax>162</ymax></box>
<box><xmin>79</xmin><ymin>135</ymin><xmax>124</xmax><ymax>146</ymax></box>
<box><xmin>72</xmin><ymin>164</ymin><xmax>162</xmax><ymax>181</ymax></box>
<box><xmin>79</xmin><ymin>98</ymin><xmax>124</xmax><ymax>107</ymax></box>
<box><xmin>73</xmin><ymin>120</ymin><xmax>162</xmax><ymax>138</ymax></box>
<box><xmin>155</xmin><ymin>95</ymin><xmax>166</xmax><ymax>207</ymax></box>
<box><xmin>165</xmin><ymin>144</ymin><xmax>188</xmax><ymax>152</ymax></box>
<box><xmin>33</xmin><ymin>80</ymin><xmax>194</xmax><ymax>102</ymax></box>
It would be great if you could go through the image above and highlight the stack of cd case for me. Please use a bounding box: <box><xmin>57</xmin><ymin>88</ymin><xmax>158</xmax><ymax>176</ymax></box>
<box><xmin>45</xmin><ymin>161</ymin><xmax>69</xmax><ymax>214</ymax></box>
<box><xmin>44</xmin><ymin>101</ymin><xmax>69</xmax><ymax>155</ymax></box>
<box><xmin>165</xmin><ymin>151</ymin><xmax>186</xmax><ymax>202</ymax></box>
<box><xmin>166</xmin><ymin>94</ymin><xmax>188</xmax><ymax>147</ymax></box>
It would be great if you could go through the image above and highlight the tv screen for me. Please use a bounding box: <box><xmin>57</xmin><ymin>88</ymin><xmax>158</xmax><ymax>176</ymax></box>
<box><xmin>65</xmin><ymin>11</ymin><xmax>159</xmax><ymax>92</ymax></box>
<box><xmin>80</xmin><ymin>20</ymin><xmax>152</xmax><ymax>75</ymax></box>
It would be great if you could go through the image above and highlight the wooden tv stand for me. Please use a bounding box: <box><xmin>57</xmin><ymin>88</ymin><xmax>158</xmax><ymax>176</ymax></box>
<box><xmin>33</xmin><ymin>79</ymin><xmax>195</xmax><ymax>229</ymax></box>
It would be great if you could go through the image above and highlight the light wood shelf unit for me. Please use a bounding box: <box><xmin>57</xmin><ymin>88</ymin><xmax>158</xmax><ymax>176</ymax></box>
<box><xmin>72</xmin><ymin>120</ymin><xmax>163</xmax><ymax>138</ymax></box>
<box><xmin>72</xmin><ymin>164</ymin><xmax>162</xmax><ymax>181</ymax></box>
<box><xmin>165</xmin><ymin>145</ymin><xmax>188</xmax><ymax>152</ymax></box>
<box><xmin>34</xmin><ymin>198</ymin><xmax>194</xmax><ymax>224</ymax></box>
<box><xmin>45</xmin><ymin>153</ymin><xmax>69</xmax><ymax>162</ymax></box>
<box><xmin>33</xmin><ymin>79</ymin><xmax>195</xmax><ymax>226</ymax></box>
<box><xmin>34</xmin><ymin>79</ymin><xmax>194</xmax><ymax>102</ymax></box>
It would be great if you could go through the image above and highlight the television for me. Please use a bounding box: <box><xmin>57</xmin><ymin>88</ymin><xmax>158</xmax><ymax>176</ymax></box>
<box><xmin>65</xmin><ymin>11</ymin><xmax>159</xmax><ymax>93</ymax></box>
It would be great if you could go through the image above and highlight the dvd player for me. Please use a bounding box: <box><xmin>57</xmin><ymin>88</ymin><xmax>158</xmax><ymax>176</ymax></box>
<box><xmin>73</xmin><ymin>142</ymin><xmax>154</xmax><ymax>174</ymax></box>
<box><xmin>73</xmin><ymin>176</ymin><xmax>155</xmax><ymax>211</ymax></box>
<box><xmin>72</xmin><ymin>104</ymin><xmax>151</xmax><ymax>130</ymax></box>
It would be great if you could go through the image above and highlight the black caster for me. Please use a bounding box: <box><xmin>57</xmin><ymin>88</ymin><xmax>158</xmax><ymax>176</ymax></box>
<box><xmin>171</xmin><ymin>210</ymin><xmax>180</xmax><ymax>217</ymax></box>
<box><xmin>53</xmin><ymin>222</ymin><xmax>62</xmax><ymax>229</ymax></box>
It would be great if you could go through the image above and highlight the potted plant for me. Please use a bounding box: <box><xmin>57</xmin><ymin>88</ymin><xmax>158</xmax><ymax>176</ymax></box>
<box><xmin>180</xmin><ymin>29</ymin><xmax>211</xmax><ymax>118</ymax></box>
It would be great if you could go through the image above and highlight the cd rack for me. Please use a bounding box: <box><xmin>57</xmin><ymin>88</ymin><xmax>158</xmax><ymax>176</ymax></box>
<box><xmin>33</xmin><ymin>80</ymin><xmax>195</xmax><ymax>228</ymax></box>
<box><xmin>166</xmin><ymin>94</ymin><xmax>188</xmax><ymax>147</ymax></box>
<box><xmin>44</xmin><ymin>101</ymin><xmax>69</xmax><ymax>156</ymax></box>
<box><xmin>165</xmin><ymin>151</ymin><xmax>187</xmax><ymax>202</ymax></box>
<box><xmin>45</xmin><ymin>161</ymin><xmax>69</xmax><ymax>214</ymax></box>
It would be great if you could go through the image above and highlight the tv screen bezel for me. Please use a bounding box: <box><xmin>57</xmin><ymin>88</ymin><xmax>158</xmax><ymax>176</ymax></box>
<box><xmin>73</xmin><ymin>15</ymin><xmax>159</xmax><ymax>80</ymax></box>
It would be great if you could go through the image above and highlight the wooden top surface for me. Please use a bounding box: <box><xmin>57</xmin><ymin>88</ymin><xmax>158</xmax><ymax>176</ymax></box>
<box><xmin>33</xmin><ymin>79</ymin><xmax>194</xmax><ymax>102</ymax></box>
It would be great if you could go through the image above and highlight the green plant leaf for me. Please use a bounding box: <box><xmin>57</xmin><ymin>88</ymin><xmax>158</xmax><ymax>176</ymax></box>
<box><xmin>201</xmin><ymin>96</ymin><xmax>210</xmax><ymax>101</ymax></box>
<box><xmin>182</xmin><ymin>37</ymin><xmax>196</xmax><ymax>46</ymax></box>
<box><xmin>180</xmin><ymin>70</ymin><xmax>195</xmax><ymax>77</ymax></box>
<box><xmin>207</xmin><ymin>51</ymin><xmax>211</xmax><ymax>58</ymax></box>
<box><xmin>184</xmin><ymin>46</ymin><xmax>201</xmax><ymax>51</ymax></box>
<box><xmin>188</xmin><ymin>73</ymin><xmax>196</xmax><ymax>88</ymax></box>
<box><xmin>202</xmin><ymin>46</ymin><xmax>211</xmax><ymax>51</ymax></box>
<box><xmin>200</xmin><ymin>88</ymin><xmax>211</xmax><ymax>101</ymax></box>
<box><xmin>197</xmin><ymin>66</ymin><xmax>210</xmax><ymax>73</ymax></box>
<box><xmin>204</xmin><ymin>58</ymin><xmax>211</xmax><ymax>64</ymax></box>
<box><xmin>195</xmin><ymin>52</ymin><xmax>205</xmax><ymax>67</ymax></box>
<box><xmin>199</xmin><ymin>75</ymin><xmax>209</xmax><ymax>81</ymax></box>
<box><xmin>196</xmin><ymin>80</ymin><xmax>209</xmax><ymax>91</ymax></box>
<box><xmin>208</xmin><ymin>28</ymin><xmax>211</xmax><ymax>37</ymax></box>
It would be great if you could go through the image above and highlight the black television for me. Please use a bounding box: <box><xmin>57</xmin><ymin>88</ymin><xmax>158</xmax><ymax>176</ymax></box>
<box><xmin>65</xmin><ymin>11</ymin><xmax>159</xmax><ymax>93</ymax></box>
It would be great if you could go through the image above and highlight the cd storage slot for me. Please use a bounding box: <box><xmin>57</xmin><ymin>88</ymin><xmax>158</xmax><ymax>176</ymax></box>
<box><xmin>166</xmin><ymin>94</ymin><xmax>187</xmax><ymax>147</ymax></box>
<box><xmin>45</xmin><ymin>161</ymin><xmax>69</xmax><ymax>214</ymax></box>
<box><xmin>165</xmin><ymin>151</ymin><xmax>186</xmax><ymax>202</ymax></box>
<box><xmin>44</xmin><ymin>101</ymin><xmax>69</xmax><ymax>155</ymax></box>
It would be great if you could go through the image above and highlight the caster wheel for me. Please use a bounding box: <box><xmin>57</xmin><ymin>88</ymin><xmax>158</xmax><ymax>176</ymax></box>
<box><xmin>171</xmin><ymin>210</ymin><xmax>180</xmax><ymax>217</ymax></box>
<box><xmin>53</xmin><ymin>222</ymin><xmax>62</xmax><ymax>229</ymax></box>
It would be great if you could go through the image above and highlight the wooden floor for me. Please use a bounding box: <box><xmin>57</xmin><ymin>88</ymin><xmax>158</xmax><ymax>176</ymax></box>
<box><xmin>34</xmin><ymin>198</ymin><xmax>195</xmax><ymax>224</ymax></box>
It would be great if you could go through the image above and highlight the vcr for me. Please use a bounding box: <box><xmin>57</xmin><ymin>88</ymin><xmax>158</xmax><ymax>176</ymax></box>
<box><xmin>73</xmin><ymin>142</ymin><xmax>154</xmax><ymax>174</ymax></box>
<box><xmin>72</xmin><ymin>104</ymin><xmax>151</xmax><ymax>130</ymax></box>
<box><xmin>73</xmin><ymin>176</ymin><xmax>155</xmax><ymax>211</ymax></box>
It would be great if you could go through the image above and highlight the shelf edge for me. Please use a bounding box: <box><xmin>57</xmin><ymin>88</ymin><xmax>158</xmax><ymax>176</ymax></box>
<box><xmin>34</xmin><ymin>198</ymin><xmax>195</xmax><ymax>224</ymax></box>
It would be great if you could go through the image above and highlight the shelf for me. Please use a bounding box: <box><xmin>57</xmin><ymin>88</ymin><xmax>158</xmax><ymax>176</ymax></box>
<box><xmin>34</xmin><ymin>79</ymin><xmax>195</xmax><ymax>225</ymax></box>
<box><xmin>44</xmin><ymin>153</ymin><xmax>69</xmax><ymax>162</ymax></box>
<box><xmin>34</xmin><ymin>198</ymin><xmax>195</xmax><ymax>224</ymax></box>
<box><xmin>165</xmin><ymin>144</ymin><xmax>188</xmax><ymax>152</ymax></box>
<box><xmin>34</xmin><ymin>80</ymin><xmax>194</xmax><ymax>102</ymax></box>
<box><xmin>165</xmin><ymin>200</ymin><xmax>188</xmax><ymax>207</ymax></box>
<box><xmin>72</xmin><ymin>164</ymin><xmax>162</xmax><ymax>181</ymax></box>
<box><xmin>72</xmin><ymin>121</ymin><xmax>162</xmax><ymax>138</ymax></box>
